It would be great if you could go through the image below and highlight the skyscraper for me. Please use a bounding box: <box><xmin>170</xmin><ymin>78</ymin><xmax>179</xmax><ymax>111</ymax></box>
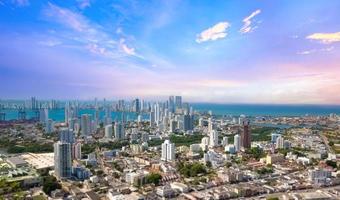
<box><xmin>209</xmin><ymin>130</ymin><xmax>219</xmax><ymax>147</ymax></box>
<box><xmin>39</xmin><ymin>108</ymin><xmax>48</xmax><ymax>123</ymax></box>
<box><xmin>183</xmin><ymin>114</ymin><xmax>194</xmax><ymax>131</ymax></box>
<box><xmin>54</xmin><ymin>141</ymin><xmax>72</xmax><ymax>179</ymax></box>
<box><xmin>105</xmin><ymin>124</ymin><xmax>113</xmax><ymax>139</ymax></box>
<box><xmin>169</xmin><ymin>119</ymin><xmax>177</xmax><ymax>133</ymax></box>
<box><xmin>31</xmin><ymin>97</ymin><xmax>37</xmax><ymax>110</ymax></box>
<box><xmin>234</xmin><ymin>134</ymin><xmax>241</xmax><ymax>152</ymax></box>
<box><xmin>59</xmin><ymin>128</ymin><xmax>75</xmax><ymax>144</ymax></box>
<box><xmin>45</xmin><ymin>119</ymin><xmax>54</xmax><ymax>134</ymax></box>
<box><xmin>175</xmin><ymin>96</ymin><xmax>182</xmax><ymax>109</ymax></box>
<box><xmin>114</xmin><ymin>122</ymin><xmax>125</xmax><ymax>140</ymax></box>
<box><xmin>149</xmin><ymin>111</ymin><xmax>155</xmax><ymax>127</ymax></box>
<box><xmin>161</xmin><ymin>140</ymin><xmax>175</xmax><ymax>162</ymax></box>
<box><xmin>80</xmin><ymin>114</ymin><xmax>91</xmax><ymax>136</ymax></box>
<box><xmin>276</xmin><ymin>135</ymin><xmax>284</xmax><ymax>149</ymax></box>
<box><xmin>134</xmin><ymin>98</ymin><xmax>140</xmax><ymax>113</ymax></box>
<box><xmin>72</xmin><ymin>142</ymin><xmax>82</xmax><ymax>160</ymax></box>
<box><xmin>241</xmin><ymin>120</ymin><xmax>251</xmax><ymax>149</ymax></box>
<box><xmin>169</xmin><ymin>96</ymin><xmax>175</xmax><ymax>113</ymax></box>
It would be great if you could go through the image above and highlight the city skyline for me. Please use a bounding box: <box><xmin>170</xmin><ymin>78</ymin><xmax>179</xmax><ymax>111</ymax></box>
<box><xmin>1</xmin><ymin>0</ymin><xmax>340</xmax><ymax>104</ymax></box>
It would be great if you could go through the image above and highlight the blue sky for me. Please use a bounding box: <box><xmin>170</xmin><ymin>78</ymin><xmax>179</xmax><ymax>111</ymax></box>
<box><xmin>0</xmin><ymin>0</ymin><xmax>340</xmax><ymax>104</ymax></box>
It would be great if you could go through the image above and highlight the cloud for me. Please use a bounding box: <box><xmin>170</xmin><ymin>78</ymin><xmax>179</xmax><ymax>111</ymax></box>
<box><xmin>43</xmin><ymin>3</ymin><xmax>141</xmax><ymax>59</ymax></box>
<box><xmin>86</xmin><ymin>43</ymin><xmax>107</xmax><ymax>55</ymax></box>
<box><xmin>306</xmin><ymin>32</ymin><xmax>340</xmax><ymax>44</ymax></box>
<box><xmin>119</xmin><ymin>38</ymin><xmax>136</xmax><ymax>56</ymax></box>
<box><xmin>196</xmin><ymin>22</ymin><xmax>230</xmax><ymax>43</ymax></box>
<box><xmin>297</xmin><ymin>46</ymin><xmax>334</xmax><ymax>55</ymax></box>
<box><xmin>12</xmin><ymin>0</ymin><xmax>29</xmax><ymax>7</ymax></box>
<box><xmin>240</xmin><ymin>9</ymin><xmax>261</xmax><ymax>34</ymax></box>
<box><xmin>44</xmin><ymin>2</ymin><xmax>88</xmax><ymax>32</ymax></box>
<box><xmin>78</xmin><ymin>0</ymin><xmax>90</xmax><ymax>9</ymax></box>
<box><xmin>38</xmin><ymin>40</ymin><xmax>62</xmax><ymax>47</ymax></box>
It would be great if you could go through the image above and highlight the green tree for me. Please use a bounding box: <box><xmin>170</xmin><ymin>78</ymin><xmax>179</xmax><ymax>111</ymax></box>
<box><xmin>42</xmin><ymin>176</ymin><xmax>61</xmax><ymax>195</ymax></box>
<box><xmin>146</xmin><ymin>173</ymin><xmax>162</xmax><ymax>186</ymax></box>
<box><xmin>326</xmin><ymin>160</ymin><xmax>337</xmax><ymax>168</ymax></box>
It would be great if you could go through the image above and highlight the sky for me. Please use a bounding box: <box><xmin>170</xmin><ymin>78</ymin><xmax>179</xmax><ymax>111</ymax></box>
<box><xmin>0</xmin><ymin>0</ymin><xmax>340</xmax><ymax>104</ymax></box>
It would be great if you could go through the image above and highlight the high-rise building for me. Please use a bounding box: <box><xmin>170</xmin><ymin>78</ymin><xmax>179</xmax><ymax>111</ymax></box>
<box><xmin>175</xmin><ymin>96</ymin><xmax>182</xmax><ymax>109</ymax></box>
<box><xmin>276</xmin><ymin>136</ymin><xmax>284</xmax><ymax>149</ymax></box>
<box><xmin>31</xmin><ymin>97</ymin><xmax>38</xmax><ymax>110</ymax></box>
<box><xmin>80</xmin><ymin>114</ymin><xmax>91</xmax><ymax>136</ymax></box>
<box><xmin>45</xmin><ymin>119</ymin><xmax>54</xmax><ymax>134</ymax></box>
<box><xmin>161</xmin><ymin>140</ymin><xmax>175</xmax><ymax>162</ymax></box>
<box><xmin>169</xmin><ymin>119</ymin><xmax>177</xmax><ymax>132</ymax></box>
<box><xmin>169</xmin><ymin>96</ymin><xmax>175</xmax><ymax>113</ymax></box>
<box><xmin>149</xmin><ymin>111</ymin><xmax>155</xmax><ymax>127</ymax></box>
<box><xmin>222</xmin><ymin>137</ymin><xmax>229</xmax><ymax>146</ymax></box>
<box><xmin>114</xmin><ymin>122</ymin><xmax>125</xmax><ymax>140</ymax></box>
<box><xmin>234</xmin><ymin>134</ymin><xmax>241</xmax><ymax>152</ymax></box>
<box><xmin>241</xmin><ymin>120</ymin><xmax>251</xmax><ymax>149</ymax></box>
<box><xmin>208</xmin><ymin>117</ymin><xmax>214</xmax><ymax>132</ymax></box>
<box><xmin>54</xmin><ymin>141</ymin><xmax>72</xmax><ymax>179</ymax></box>
<box><xmin>39</xmin><ymin>108</ymin><xmax>48</xmax><ymax>123</ymax></box>
<box><xmin>59</xmin><ymin>128</ymin><xmax>75</xmax><ymax>144</ymax></box>
<box><xmin>209</xmin><ymin>130</ymin><xmax>219</xmax><ymax>147</ymax></box>
<box><xmin>183</xmin><ymin>114</ymin><xmax>194</xmax><ymax>131</ymax></box>
<box><xmin>72</xmin><ymin>142</ymin><xmax>82</xmax><ymax>160</ymax></box>
<box><xmin>134</xmin><ymin>98</ymin><xmax>140</xmax><ymax>113</ymax></box>
<box><xmin>271</xmin><ymin>133</ymin><xmax>281</xmax><ymax>143</ymax></box>
<box><xmin>154</xmin><ymin>103</ymin><xmax>160</xmax><ymax>125</ymax></box>
<box><xmin>105</xmin><ymin>124</ymin><xmax>113</xmax><ymax>139</ymax></box>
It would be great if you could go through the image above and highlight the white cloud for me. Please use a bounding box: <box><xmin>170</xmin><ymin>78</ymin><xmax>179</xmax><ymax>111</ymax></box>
<box><xmin>12</xmin><ymin>0</ymin><xmax>29</xmax><ymax>7</ymax></box>
<box><xmin>78</xmin><ymin>0</ymin><xmax>90</xmax><ymax>9</ymax></box>
<box><xmin>297</xmin><ymin>46</ymin><xmax>334</xmax><ymax>55</ymax></box>
<box><xmin>86</xmin><ymin>43</ymin><xmax>106</xmax><ymax>55</ymax></box>
<box><xmin>38</xmin><ymin>40</ymin><xmax>62</xmax><ymax>47</ymax></box>
<box><xmin>196</xmin><ymin>22</ymin><xmax>230</xmax><ymax>43</ymax></box>
<box><xmin>120</xmin><ymin>39</ymin><xmax>136</xmax><ymax>56</ymax></box>
<box><xmin>306</xmin><ymin>32</ymin><xmax>340</xmax><ymax>44</ymax></box>
<box><xmin>240</xmin><ymin>9</ymin><xmax>261</xmax><ymax>34</ymax></box>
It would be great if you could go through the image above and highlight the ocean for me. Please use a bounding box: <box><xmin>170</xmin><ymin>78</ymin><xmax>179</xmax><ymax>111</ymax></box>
<box><xmin>1</xmin><ymin>103</ymin><xmax>340</xmax><ymax>122</ymax></box>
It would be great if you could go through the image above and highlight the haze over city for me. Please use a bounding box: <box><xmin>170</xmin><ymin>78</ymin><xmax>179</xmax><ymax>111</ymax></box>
<box><xmin>1</xmin><ymin>0</ymin><xmax>340</xmax><ymax>103</ymax></box>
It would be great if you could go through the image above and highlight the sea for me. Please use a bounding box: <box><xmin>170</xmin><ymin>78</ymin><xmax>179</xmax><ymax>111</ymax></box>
<box><xmin>1</xmin><ymin>103</ymin><xmax>340</xmax><ymax>122</ymax></box>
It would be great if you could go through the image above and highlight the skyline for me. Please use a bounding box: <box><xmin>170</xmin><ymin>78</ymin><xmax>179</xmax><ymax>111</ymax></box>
<box><xmin>1</xmin><ymin>0</ymin><xmax>340</xmax><ymax>104</ymax></box>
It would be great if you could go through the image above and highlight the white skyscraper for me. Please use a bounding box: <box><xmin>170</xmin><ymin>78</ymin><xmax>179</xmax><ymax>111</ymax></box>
<box><xmin>209</xmin><ymin>130</ymin><xmax>218</xmax><ymax>147</ymax></box>
<box><xmin>209</xmin><ymin>130</ymin><xmax>219</xmax><ymax>147</ymax></box>
<box><xmin>161</xmin><ymin>140</ymin><xmax>175</xmax><ymax>162</ymax></box>
<box><xmin>276</xmin><ymin>136</ymin><xmax>284</xmax><ymax>149</ymax></box>
<box><xmin>105</xmin><ymin>124</ymin><xmax>113</xmax><ymax>139</ymax></box>
<box><xmin>154</xmin><ymin>103</ymin><xmax>160</xmax><ymax>125</ymax></box>
<box><xmin>234</xmin><ymin>134</ymin><xmax>241</xmax><ymax>152</ymax></box>
<box><xmin>208</xmin><ymin>117</ymin><xmax>214</xmax><ymax>132</ymax></box>
<box><xmin>54</xmin><ymin>141</ymin><xmax>72</xmax><ymax>179</ymax></box>
<box><xmin>114</xmin><ymin>122</ymin><xmax>125</xmax><ymax>140</ymax></box>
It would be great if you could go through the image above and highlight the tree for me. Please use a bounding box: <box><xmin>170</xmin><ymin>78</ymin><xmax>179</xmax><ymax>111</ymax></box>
<box><xmin>326</xmin><ymin>160</ymin><xmax>337</xmax><ymax>168</ymax></box>
<box><xmin>246</xmin><ymin>147</ymin><xmax>265</xmax><ymax>160</ymax></box>
<box><xmin>146</xmin><ymin>173</ymin><xmax>162</xmax><ymax>186</ymax></box>
<box><xmin>206</xmin><ymin>161</ymin><xmax>212</xmax><ymax>168</ymax></box>
<box><xmin>42</xmin><ymin>176</ymin><xmax>61</xmax><ymax>195</ymax></box>
<box><xmin>328</xmin><ymin>141</ymin><xmax>334</xmax><ymax>146</ymax></box>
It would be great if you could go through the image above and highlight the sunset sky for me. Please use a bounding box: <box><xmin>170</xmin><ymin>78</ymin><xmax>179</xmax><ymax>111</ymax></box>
<box><xmin>1</xmin><ymin>0</ymin><xmax>340</xmax><ymax>104</ymax></box>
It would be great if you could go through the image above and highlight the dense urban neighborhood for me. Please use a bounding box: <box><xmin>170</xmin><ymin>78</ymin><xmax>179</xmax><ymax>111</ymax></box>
<box><xmin>0</xmin><ymin>97</ymin><xmax>339</xmax><ymax>200</ymax></box>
